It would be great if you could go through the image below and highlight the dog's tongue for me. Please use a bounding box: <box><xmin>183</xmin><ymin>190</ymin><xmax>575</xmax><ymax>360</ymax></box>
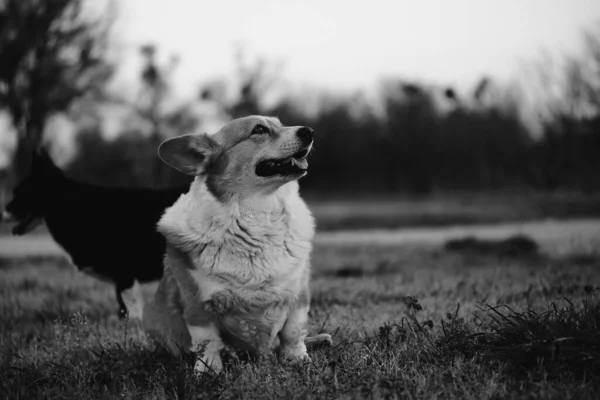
<box><xmin>291</xmin><ymin>157</ymin><xmax>308</xmax><ymax>170</ymax></box>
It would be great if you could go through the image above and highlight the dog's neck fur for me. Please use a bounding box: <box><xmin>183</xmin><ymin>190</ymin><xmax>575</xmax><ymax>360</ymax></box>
<box><xmin>157</xmin><ymin>177</ymin><xmax>315</xmax><ymax>276</ymax></box>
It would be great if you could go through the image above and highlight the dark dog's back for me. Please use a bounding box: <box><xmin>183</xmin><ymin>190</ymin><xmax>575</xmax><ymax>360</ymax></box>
<box><xmin>43</xmin><ymin>180</ymin><xmax>184</xmax><ymax>283</ymax></box>
<box><xmin>3</xmin><ymin>150</ymin><xmax>189</xmax><ymax>316</ymax></box>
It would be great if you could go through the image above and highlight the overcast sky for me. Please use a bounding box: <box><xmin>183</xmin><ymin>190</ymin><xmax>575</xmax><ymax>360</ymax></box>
<box><xmin>111</xmin><ymin>0</ymin><xmax>600</xmax><ymax>98</ymax></box>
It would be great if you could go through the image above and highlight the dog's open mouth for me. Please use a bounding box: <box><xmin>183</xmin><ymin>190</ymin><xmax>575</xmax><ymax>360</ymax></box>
<box><xmin>12</xmin><ymin>215</ymin><xmax>42</xmax><ymax>235</ymax></box>
<box><xmin>2</xmin><ymin>211</ymin><xmax>43</xmax><ymax>236</ymax></box>
<box><xmin>255</xmin><ymin>148</ymin><xmax>310</xmax><ymax>177</ymax></box>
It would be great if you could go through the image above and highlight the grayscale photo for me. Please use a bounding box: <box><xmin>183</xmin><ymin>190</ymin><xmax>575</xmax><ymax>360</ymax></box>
<box><xmin>1</xmin><ymin>0</ymin><xmax>600</xmax><ymax>398</ymax></box>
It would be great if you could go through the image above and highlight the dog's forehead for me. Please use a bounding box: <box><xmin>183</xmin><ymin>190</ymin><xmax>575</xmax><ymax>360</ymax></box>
<box><xmin>212</xmin><ymin>116</ymin><xmax>283</xmax><ymax>147</ymax></box>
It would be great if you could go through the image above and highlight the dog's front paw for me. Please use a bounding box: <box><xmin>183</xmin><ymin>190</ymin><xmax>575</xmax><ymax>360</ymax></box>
<box><xmin>193</xmin><ymin>354</ymin><xmax>223</xmax><ymax>375</ymax></box>
<box><xmin>281</xmin><ymin>343</ymin><xmax>310</xmax><ymax>363</ymax></box>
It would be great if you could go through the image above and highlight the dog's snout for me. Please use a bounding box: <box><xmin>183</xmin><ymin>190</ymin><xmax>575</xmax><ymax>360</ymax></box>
<box><xmin>296</xmin><ymin>127</ymin><xmax>313</xmax><ymax>145</ymax></box>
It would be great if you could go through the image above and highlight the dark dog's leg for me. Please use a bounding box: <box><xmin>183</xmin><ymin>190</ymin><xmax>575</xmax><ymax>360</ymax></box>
<box><xmin>115</xmin><ymin>278</ymin><xmax>135</xmax><ymax>319</ymax></box>
<box><xmin>115</xmin><ymin>285</ymin><xmax>128</xmax><ymax>319</ymax></box>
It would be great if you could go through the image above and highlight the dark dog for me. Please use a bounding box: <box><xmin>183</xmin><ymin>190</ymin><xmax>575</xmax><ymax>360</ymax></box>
<box><xmin>0</xmin><ymin>150</ymin><xmax>188</xmax><ymax>318</ymax></box>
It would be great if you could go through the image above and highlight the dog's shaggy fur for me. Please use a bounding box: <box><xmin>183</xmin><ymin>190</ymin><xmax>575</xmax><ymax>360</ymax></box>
<box><xmin>143</xmin><ymin>116</ymin><xmax>330</xmax><ymax>373</ymax></box>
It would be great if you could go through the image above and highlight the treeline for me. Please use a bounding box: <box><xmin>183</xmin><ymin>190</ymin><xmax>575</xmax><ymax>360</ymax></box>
<box><xmin>63</xmin><ymin>77</ymin><xmax>600</xmax><ymax>195</ymax></box>
<box><xmin>2</xmin><ymin>0</ymin><xmax>599</xmax><ymax>196</ymax></box>
<box><xmin>266</xmin><ymin>83</ymin><xmax>535</xmax><ymax>194</ymax></box>
<box><xmin>273</xmin><ymin>84</ymin><xmax>600</xmax><ymax>194</ymax></box>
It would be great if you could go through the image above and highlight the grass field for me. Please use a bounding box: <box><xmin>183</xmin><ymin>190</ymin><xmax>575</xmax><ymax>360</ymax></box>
<box><xmin>1</xmin><ymin>225</ymin><xmax>600</xmax><ymax>399</ymax></box>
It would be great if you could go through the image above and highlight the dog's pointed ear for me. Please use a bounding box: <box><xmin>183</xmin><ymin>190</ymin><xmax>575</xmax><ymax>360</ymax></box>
<box><xmin>36</xmin><ymin>147</ymin><xmax>51</xmax><ymax>163</ymax></box>
<box><xmin>158</xmin><ymin>133</ymin><xmax>221</xmax><ymax>176</ymax></box>
<box><xmin>30</xmin><ymin>149</ymin><xmax>41</xmax><ymax>171</ymax></box>
<box><xmin>31</xmin><ymin>147</ymin><xmax>49</xmax><ymax>170</ymax></box>
<box><xmin>31</xmin><ymin>147</ymin><xmax>62</xmax><ymax>175</ymax></box>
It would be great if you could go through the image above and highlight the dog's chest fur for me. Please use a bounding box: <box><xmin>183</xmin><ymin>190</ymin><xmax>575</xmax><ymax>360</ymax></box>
<box><xmin>157</xmin><ymin>181</ymin><xmax>314</xmax><ymax>349</ymax></box>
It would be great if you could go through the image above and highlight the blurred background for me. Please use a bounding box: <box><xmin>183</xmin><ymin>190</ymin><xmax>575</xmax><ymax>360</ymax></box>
<box><xmin>2</xmin><ymin>0</ymin><xmax>600</xmax><ymax>230</ymax></box>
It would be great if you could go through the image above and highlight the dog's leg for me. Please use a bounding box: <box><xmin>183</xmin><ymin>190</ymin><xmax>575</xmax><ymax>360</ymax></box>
<box><xmin>115</xmin><ymin>285</ymin><xmax>128</xmax><ymax>319</ymax></box>
<box><xmin>278</xmin><ymin>304</ymin><xmax>310</xmax><ymax>361</ymax></box>
<box><xmin>121</xmin><ymin>280</ymin><xmax>144</xmax><ymax>321</ymax></box>
<box><xmin>187</xmin><ymin>323</ymin><xmax>224</xmax><ymax>374</ymax></box>
<box><xmin>115</xmin><ymin>277</ymin><xmax>135</xmax><ymax>318</ymax></box>
<box><xmin>143</xmin><ymin>267</ymin><xmax>191</xmax><ymax>357</ymax></box>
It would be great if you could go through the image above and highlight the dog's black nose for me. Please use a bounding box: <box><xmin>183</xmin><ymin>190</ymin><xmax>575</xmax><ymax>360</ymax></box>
<box><xmin>297</xmin><ymin>126</ymin><xmax>313</xmax><ymax>145</ymax></box>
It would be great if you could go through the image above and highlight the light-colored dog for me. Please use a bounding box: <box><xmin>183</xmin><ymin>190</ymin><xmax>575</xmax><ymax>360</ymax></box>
<box><xmin>143</xmin><ymin>116</ymin><xmax>331</xmax><ymax>373</ymax></box>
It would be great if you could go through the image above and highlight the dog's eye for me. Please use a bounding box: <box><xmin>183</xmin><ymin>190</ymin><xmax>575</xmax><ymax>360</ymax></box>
<box><xmin>251</xmin><ymin>124</ymin><xmax>269</xmax><ymax>135</ymax></box>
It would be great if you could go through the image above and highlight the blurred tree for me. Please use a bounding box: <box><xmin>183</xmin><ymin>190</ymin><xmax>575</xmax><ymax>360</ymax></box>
<box><xmin>64</xmin><ymin>43</ymin><xmax>201</xmax><ymax>189</ymax></box>
<box><xmin>533</xmin><ymin>23</ymin><xmax>600</xmax><ymax>191</ymax></box>
<box><xmin>66</xmin><ymin>126</ymin><xmax>192</xmax><ymax>189</ymax></box>
<box><xmin>381</xmin><ymin>81</ymin><xmax>437</xmax><ymax>194</ymax></box>
<box><xmin>472</xmin><ymin>77</ymin><xmax>491</xmax><ymax>105</ymax></box>
<box><xmin>54</xmin><ymin>26</ymin><xmax>600</xmax><ymax>195</ymax></box>
<box><xmin>0</xmin><ymin>0</ymin><xmax>113</xmax><ymax>182</ymax></box>
<box><xmin>132</xmin><ymin>44</ymin><xmax>198</xmax><ymax>187</ymax></box>
<box><xmin>268</xmin><ymin>79</ymin><xmax>536</xmax><ymax>195</ymax></box>
<box><xmin>202</xmin><ymin>47</ymin><xmax>282</xmax><ymax>119</ymax></box>
<box><xmin>230</xmin><ymin>48</ymin><xmax>272</xmax><ymax>118</ymax></box>
<box><xmin>137</xmin><ymin>44</ymin><xmax>171</xmax><ymax>186</ymax></box>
